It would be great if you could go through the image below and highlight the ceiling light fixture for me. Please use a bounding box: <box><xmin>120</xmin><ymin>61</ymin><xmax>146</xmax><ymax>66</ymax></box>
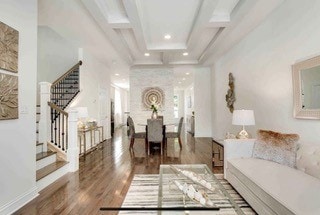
<box><xmin>183</xmin><ymin>52</ymin><xmax>188</xmax><ymax>56</ymax></box>
<box><xmin>178</xmin><ymin>82</ymin><xmax>182</xmax><ymax>84</ymax></box>
<box><xmin>144</xmin><ymin>53</ymin><xmax>150</xmax><ymax>56</ymax></box>
<box><xmin>182</xmin><ymin>78</ymin><xmax>185</xmax><ymax>81</ymax></box>
<box><xmin>115</xmin><ymin>73</ymin><xmax>120</xmax><ymax>76</ymax></box>
<box><xmin>186</xmin><ymin>72</ymin><xmax>190</xmax><ymax>75</ymax></box>
<box><xmin>164</xmin><ymin>34</ymin><xmax>171</xmax><ymax>40</ymax></box>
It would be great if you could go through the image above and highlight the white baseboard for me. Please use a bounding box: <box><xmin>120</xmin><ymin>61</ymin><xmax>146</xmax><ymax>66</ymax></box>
<box><xmin>0</xmin><ymin>187</ymin><xmax>39</xmax><ymax>215</ymax></box>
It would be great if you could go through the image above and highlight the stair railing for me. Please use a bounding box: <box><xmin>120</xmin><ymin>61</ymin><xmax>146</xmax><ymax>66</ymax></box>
<box><xmin>48</xmin><ymin>60</ymin><xmax>82</xmax><ymax>152</ymax></box>
<box><xmin>48</xmin><ymin>101</ymin><xmax>68</xmax><ymax>152</ymax></box>
<box><xmin>38</xmin><ymin>61</ymin><xmax>82</xmax><ymax>172</ymax></box>
<box><xmin>51</xmin><ymin>61</ymin><xmax>82</xmax><ymax>109</ymax></box>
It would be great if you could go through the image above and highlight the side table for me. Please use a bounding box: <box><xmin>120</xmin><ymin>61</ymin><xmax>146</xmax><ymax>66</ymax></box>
<box><xmin>212</xmin><ymin>138</ymin><xmax>224</xmax><ymax>169</ymax></box>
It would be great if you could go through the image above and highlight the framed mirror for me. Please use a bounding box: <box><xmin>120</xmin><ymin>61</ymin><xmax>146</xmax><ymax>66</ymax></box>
<box><xmin>292</xmin><ymin>54</ymin><xmax>320</xmax><ymax>119</ymax></box>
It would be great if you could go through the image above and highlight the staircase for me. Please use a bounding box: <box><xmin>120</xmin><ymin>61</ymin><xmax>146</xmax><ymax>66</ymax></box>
<box><xmin>36</xmin><ymin>61</ymin><xmax>82</xmax><ymax>191</ymax></box>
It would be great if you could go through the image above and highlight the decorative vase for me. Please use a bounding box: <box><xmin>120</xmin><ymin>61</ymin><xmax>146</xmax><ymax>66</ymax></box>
<box><xmin>151</xmin><ymin>111</ymin><xmax>158</xmax><ymax>119</ymax></box>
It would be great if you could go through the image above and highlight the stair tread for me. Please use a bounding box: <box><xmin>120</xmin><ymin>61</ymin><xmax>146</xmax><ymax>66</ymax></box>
<box><xmin>36</xmin><ymin>161</ymin><xmax>68</xmax><ymax>181</ymax></box>
<box><xmin>36</xmin><ymin>142</ymin><xmax>43</xmax><ymax>146</ymax></box>
<box><xmin>36</xmin><ymin>151</ymin><xmax>56</xmax><ymax>161</ymax></box>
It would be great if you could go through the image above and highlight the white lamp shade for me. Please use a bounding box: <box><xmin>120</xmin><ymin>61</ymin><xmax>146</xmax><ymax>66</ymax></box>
<box><xmin>77</xmin><ymin>107</ymin><xmax>88</xmax><ymax>119</ymax></box>
<box><xmin>232</xmin><ymin>110</ymin><xmax>255</xmax><ymax>126</ymax></box>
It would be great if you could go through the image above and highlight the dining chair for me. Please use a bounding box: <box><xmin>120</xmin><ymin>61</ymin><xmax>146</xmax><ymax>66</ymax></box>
<box><xmin>147</xmin><ymin>119</ymin><xmax>163</xmax><ymax>155</ymax></box>
<box><xmin>157</xmin><ymin>115</ymin><xmax>163</xmax><ymax>121</ymax></box>
<box><xmin>165</xmin><ymin>117</ymin><xmax>184</xmax><ymax>148</ymax></box>
<box><xmin>128</xmin><ymin>116</ymin><xmax>147</xmax><ymax>151</ymax></box>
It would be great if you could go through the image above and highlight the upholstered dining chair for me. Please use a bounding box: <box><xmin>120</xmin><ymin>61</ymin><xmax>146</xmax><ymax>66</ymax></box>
<box><xmin>147</xmin><ymin>119</ymin><xmax>163</xmax><ymax>155</ymax></box>
<box><xmin>128</xmin><ymin>116</ymin><xmax>147</xmax><ymax>151</ymax></box>
<box><xmin>157</xmin><ymin>115</ymin><xmax>163</xmax><ymax>121</ymax></box>
<box><xmin>165</xmin><ymin>117</ymin><xmax>184</xmax><ymax>148</ymax></box>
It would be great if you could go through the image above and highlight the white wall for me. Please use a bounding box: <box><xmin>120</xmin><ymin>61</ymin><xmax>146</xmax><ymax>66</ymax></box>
<box><xmin>111</xmin><ymin>85</ymin><xmax>128</xmax><ymax>128</ymax></box>
<box><xmin>194</xmin><ymin>68</ymin><xmax>212</xmax><ymax>137</ymax></box>
<box><xmin>37</xmin><ymin>26</ymin><xmax>78</xmax><ymax>85</ymax></box>
<box><xmin>184</xmin><ymin>84</ymin><xmax>194</xmax><ymax>117</ymax></box>
<box><xmin>130</xmin><ymin>68</ymin><xmax>174</xmax><ymax>132</ymax></box>
<box><xmin>174</xmin><ymin>89</ymin><xmax>185</xmax><ymax>122</ymax></box>
<box><xmin>211</xmin><ymin>0</ymin><xmax>320</xmax><ymax>144</ymax></box>
<box><xmin>120</xmin><ymin>88</ymin><xmax>129</xmax><ymax>125</ymax></box>
<box><xmin>184</xmin><ymin>84</ymin><xmax>194</xmax><ymax>134</ymax></box>
<box><xmin>0</xmin><ymin>1</ymin><xmax>38</xmax><ymax>214</ymax></box>
<box><xmin>69</xmin><ymin>50</ymin><xmax>111</xmax><ymax>140</ymax></box>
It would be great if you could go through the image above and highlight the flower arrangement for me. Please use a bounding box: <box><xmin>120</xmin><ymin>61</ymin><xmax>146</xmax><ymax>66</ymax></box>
<box><xmin>150</xmin><ymin>101</ymin><xmax>159</xmax><ymax>113</ymax></box>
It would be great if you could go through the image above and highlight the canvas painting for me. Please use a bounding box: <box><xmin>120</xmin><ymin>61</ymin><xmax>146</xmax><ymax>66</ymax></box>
<box><xmin>0</xmin><ymin>21</ymin><xmax>19</xmax><ymax>73</ymax></box>
<box><xmin>0</xmin><ymin>73</ymin><xmax>18</xmax><ymax>119</ymax></box>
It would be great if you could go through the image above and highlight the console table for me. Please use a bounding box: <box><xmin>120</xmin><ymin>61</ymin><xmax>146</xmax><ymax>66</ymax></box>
<box><xmin>78</xmin><ymin>126</ymin><xmax>104</xmax><ymax>159</ymax></box>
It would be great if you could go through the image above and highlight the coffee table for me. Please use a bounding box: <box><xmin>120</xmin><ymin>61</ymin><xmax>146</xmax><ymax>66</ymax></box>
<box><xmin>158</xmin><ymin>164</ymin><xmax>246</xmax><ymax>215</ymax></box>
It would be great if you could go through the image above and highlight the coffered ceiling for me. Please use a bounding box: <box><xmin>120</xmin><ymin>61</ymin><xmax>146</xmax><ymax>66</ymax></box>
<box><xmin>81</xmin><ymin>0</ymin><xmax>240</xmax><ymax>67</ymax></box>
<box><xmin>77</xmin><ymin>0</ymin><xmax>284</xmax><ymax>89</ymax></box>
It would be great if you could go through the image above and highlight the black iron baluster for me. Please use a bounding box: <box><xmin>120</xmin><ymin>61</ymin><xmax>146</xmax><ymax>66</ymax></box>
<box><xmin>54</xmin><ymin>109</ymin><xmax>57</xmax><ymax>146</ymax></box>
<box><xmin>51</xmin><ymin>107</ymin><xmax>54</xmax><ymax>143</ymax></box>
<box><xmin>62</xmin><ymin>114</ymin><xmax>65</xmax><ymax>151</ymax></box>
<box><xmin>66</xmin><ymin>115</ymin><xmax>68</xmax><ymax>152</ymax></box>
<box><xmin>58</xmin><ymin>112</ymin><xmax>61</xmax><ymax>148</ymax></box>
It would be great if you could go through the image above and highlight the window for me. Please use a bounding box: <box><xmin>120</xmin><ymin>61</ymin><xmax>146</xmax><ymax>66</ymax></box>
<box><xmin>174</xmin><ymin>95</ymin><xmax>179</xmax><ymax>118</ymax></box>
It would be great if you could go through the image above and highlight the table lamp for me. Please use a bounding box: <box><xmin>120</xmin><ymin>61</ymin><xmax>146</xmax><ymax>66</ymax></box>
<box><xmin>232</xmin><ymin>109</ymin><xmax>255</xmax><ymax>139</ymax></box>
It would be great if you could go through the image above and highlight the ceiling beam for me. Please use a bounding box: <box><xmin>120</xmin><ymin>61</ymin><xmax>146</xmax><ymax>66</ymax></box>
<box><xmin>186</xmin><ymin>0</ymin><xmax>219</xmax><ymax>50</ymax></box>
<box><xmin>122</xmin><ymin>0</ymin><xmax>147</xmax><ymax>51</ymax></box>
<box><xmin>201</xmin><ymin>0</ymin><xmax>285</xmax><ymax>65</ymax></box>
<box><xmin>80</xmin><ymin>0</ymin><xmax>134</xmax><ymax>64</ymax></box>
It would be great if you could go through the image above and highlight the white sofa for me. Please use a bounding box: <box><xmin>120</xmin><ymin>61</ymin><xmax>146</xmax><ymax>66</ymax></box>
<box><xmin>224</xmin><ymin>139</ymin><xmax>320</xmax><ymax>215</ymax></box>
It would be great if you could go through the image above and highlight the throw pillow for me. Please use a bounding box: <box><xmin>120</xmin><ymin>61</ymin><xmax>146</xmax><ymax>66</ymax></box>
<box><xmin>252</xmin><ymin>130</ymin><xmax>299</xmax><ymax>168</ymax></box>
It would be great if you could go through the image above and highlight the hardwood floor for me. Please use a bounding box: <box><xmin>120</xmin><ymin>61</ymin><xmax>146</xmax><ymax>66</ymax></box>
<box><xmin>15</xmin><ymin>126</ymin><xmax>221</xmax><ymax>215</ymax></box>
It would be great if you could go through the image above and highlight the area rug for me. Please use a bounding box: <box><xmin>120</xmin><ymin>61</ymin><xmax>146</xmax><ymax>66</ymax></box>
<box><xmin>119</xmin><ymin>174</ymin><xmax>256</xmax><ymax>215</ymax></box>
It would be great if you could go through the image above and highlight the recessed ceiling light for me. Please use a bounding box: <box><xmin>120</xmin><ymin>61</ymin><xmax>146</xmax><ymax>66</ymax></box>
<box><xmin>182</xmin><ymin>78</ymin><xmax>186</xmax><ymax>81</ymax></box>
<box><xmin>122</xmin><ymin>79</ymin><xmax>126</xmax><ymax>81</ymax></box>
<box><xmin>144</xmin><ymin>53</ymin><xmax>150</xmax><ymax>56</ymax></box>
<box><xmin>183</xmin><ymin>52</ymin><xmax>188</xmax><ymax>56</ymax></box>
<box><xmin>164</xmin><ymin>34</ymin><xmax>171</xmax><ymax>40</ymax></box>
<box><xmin>186</xmin><ymin>72</ymin><xmax>190</xmax><ymax>75</ymax></box>
<box><xmin>115</xmin><ymin>73</ymin><xmax>119</xmax><ymax>76</ymax></box>
<box><xmin>178</xmin><ymin>82</ymin><xmax>182</xmax><ymax>84</ymax></box>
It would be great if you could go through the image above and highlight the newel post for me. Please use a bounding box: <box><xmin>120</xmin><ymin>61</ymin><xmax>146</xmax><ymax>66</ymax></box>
<box><xmin>67</xmin><ymin>109</ymin><xmax>79</xmax><ymax>172</ymax></box>
<box><xmin>39</xmin><ymin>82</ymin><xmax>52</xmax><ymax>152</ymax></box>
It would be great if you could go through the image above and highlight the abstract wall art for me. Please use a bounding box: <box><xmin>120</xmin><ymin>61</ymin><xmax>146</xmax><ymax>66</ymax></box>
<box><xmin>0</xmin><ymin>21</ymin><xmax>19</xmax><ymax>73</ymax></box>
<box><xmin>142</xmin><ymin>87</ymin><xmax>165</xmax><ymax>110</ymax></box>
<box><xmin>0</xmin><ymin>73</ymin><xmax>18</xmax><ymax>119</ymax></box>
<box><xmin>226</xmin><ymin>72</ymin><xmax>235</xmax><ymax>113</ymax></box>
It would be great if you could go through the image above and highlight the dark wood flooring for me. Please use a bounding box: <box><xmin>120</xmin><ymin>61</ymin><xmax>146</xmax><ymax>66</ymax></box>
<box><xmin>15</xmin><ymin>127</ymin><xmax>221</xmax><ymax>215</ymax></box>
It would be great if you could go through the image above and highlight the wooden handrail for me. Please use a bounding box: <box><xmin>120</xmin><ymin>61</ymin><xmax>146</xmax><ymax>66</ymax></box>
<box><xmin>51</xmin><ymin>60</ymin><xmax>82</xmax><ymax>88</ymax></box>
<box><xmin>48</xmin><ymin>102</ymin><xmax>68</xmax><ymax>116</ymax></box>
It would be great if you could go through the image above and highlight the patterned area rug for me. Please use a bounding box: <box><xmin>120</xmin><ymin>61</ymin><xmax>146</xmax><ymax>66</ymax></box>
<box><xmin>119</xmin><ymin>174</ymin><xmax>256</xmax><ymax>215</ymax></box>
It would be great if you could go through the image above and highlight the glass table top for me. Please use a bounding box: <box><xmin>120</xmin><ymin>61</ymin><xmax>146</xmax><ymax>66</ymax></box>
<box><xmin>158</xmin><ymin>164</ymin><xmax>246</xmax><ymax>215</ymax></box>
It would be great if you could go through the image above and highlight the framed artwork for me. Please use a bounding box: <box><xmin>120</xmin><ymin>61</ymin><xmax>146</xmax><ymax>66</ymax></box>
<box><xmin>0</xmin><ymin>21</ymin><xmax>19</xmax><ymax>73</ymax></box>
<box><xmin>141</xmin><ymin>87</ymin><xmax>165</xmax><ymax>110</ymax></box>
<box><xmin>0</xmin><ymin>73</ymin><xmax>18</xmax><ymax>119</ymax></box>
